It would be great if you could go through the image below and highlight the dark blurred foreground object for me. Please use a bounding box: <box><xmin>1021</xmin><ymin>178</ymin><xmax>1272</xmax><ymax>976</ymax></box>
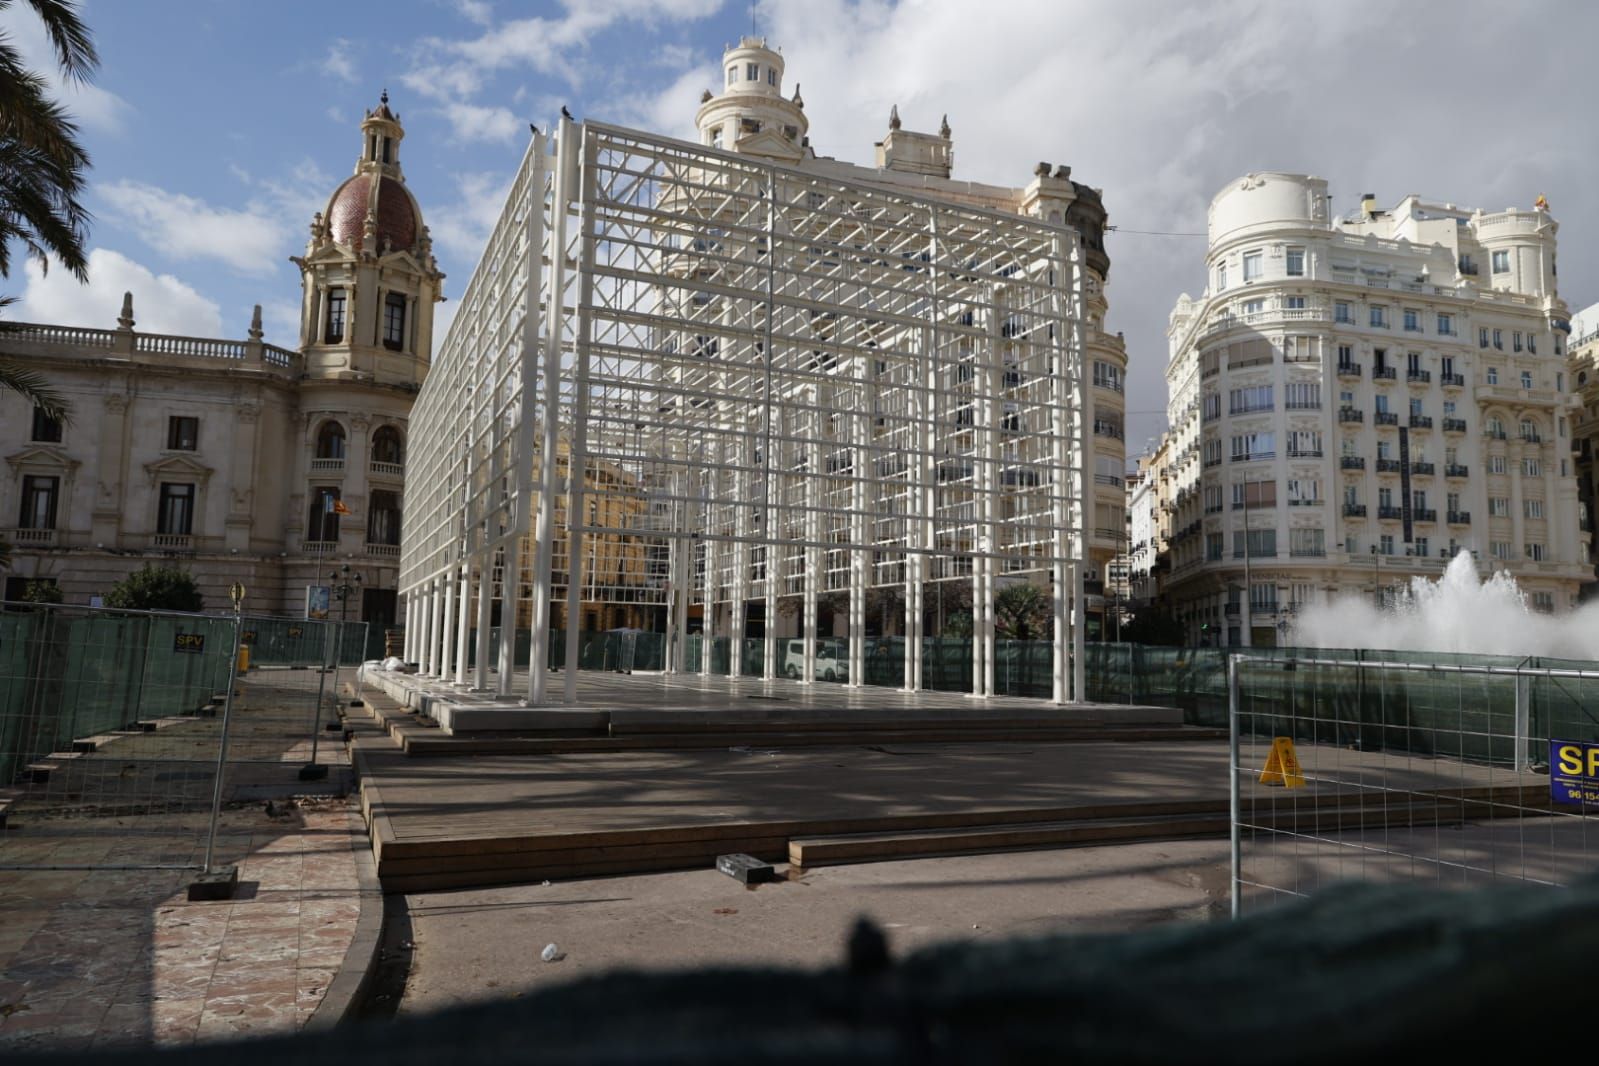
<box><xmin>24</xmin><ymin>878</ymin><xmax>1596</xmax><ymax>1064</ymax></box>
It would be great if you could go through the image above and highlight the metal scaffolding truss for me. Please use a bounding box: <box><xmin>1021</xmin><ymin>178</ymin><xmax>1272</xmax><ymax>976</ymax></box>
<box><xmin>401</xmin><ymin>118</ymin><xmax>1090</xmax><ymax>705</ymax></box>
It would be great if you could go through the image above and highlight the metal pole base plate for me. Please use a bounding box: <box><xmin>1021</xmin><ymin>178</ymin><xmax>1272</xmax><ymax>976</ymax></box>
<box><xmin>188</xmin><ymin>866</ymin><xmax>239</xmax><ymax>901</ymax></box>
<box><xmin>297</xmin><ymin>763</ymin><xmax>330</xmax><ymax>781</ymax></box>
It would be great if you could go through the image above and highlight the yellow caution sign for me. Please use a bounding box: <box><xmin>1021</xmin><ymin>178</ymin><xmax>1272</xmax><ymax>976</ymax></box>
<box><xmin>1259</xmin><ymin>736</ymin><xmax>1306</xmax><ymax>788</ymax></box>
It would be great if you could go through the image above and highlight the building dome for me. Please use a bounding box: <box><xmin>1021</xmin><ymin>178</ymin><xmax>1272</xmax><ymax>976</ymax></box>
<box><xmin>326</xmin><ymin>172</ymin><xmax>420</xmax><ymax>252</ymax></box>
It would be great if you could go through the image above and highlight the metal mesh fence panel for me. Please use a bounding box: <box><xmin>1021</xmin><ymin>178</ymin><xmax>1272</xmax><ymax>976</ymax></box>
<box><xmin>1228</xmin><ymin>652</ymin><xmax>1599</xmax><ymax>918</ymax></box>
<box><xmin>0</xmin><ymin>602</ymin><xmax>364</xmax><ymax>873</ymax></box>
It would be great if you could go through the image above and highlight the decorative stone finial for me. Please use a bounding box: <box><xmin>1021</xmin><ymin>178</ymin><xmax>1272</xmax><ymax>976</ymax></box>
<box><xmin>1053</xmin><ymin>164</ymin><xmax>1072</xmax><ymax>180</ymax></box>
<box><xmin>381</xmin><ymin>87</ymin><xmax>389</xmax><ymax>106</ymax></box>
<box><xmin>939</xmin><ymin>114</ymin><xmax>950</xmax><ymax>139</ymax></box>
<box><xmin>117</xmin><ymin>291</ymin><xmax>134</xmax><ymax>331</ymax></box>
<box><xmin>888</xmin><ymin>104</ymin><xmax>900</xmax><ymax>131</ymax></box>
<box><xmin>701</xmin><ymin>89</ymin><xmax>713</xmax><ymax>103</ymax></box>
<box><xmin>792</xmin><ymin>83</ymin><xmax>803</xmax><ymax>108</ymax></box>
<box><xmin>1035</xmin><ymin>161</ymin><xmax>1051</xmax><ymax>177</ymax></box>
<box><xmin>248</xmin><ymin>304</ymin><xmax>263</xmax><ymax>342</ymax></box>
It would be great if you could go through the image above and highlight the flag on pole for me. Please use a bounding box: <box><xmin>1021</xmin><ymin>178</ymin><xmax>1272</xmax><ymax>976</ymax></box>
<box><xmin>332</xmin><ymin>499</ymin><xmax>352</xmax><ymax>516</ymax></box>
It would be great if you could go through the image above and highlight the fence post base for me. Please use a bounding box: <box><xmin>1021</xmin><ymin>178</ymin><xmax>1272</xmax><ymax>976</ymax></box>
<box><xmin>188</xmin><ymin>865</ymin><xmax>239</xmax><ymax>901</ymax></box>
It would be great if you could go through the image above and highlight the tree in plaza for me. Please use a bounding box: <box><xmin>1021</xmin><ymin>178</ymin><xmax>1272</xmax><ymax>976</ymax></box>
<box><xmin>994</xmin><ymin>583</ymin><xmax>1053</xmax><ymax>640</ymax></box>
<box><xmin>0</xmin><ymin>0</ymin><xmax>99</xmax><ymax>422</ymax></box>
<box><xmin>105</xmin><ymin>564</ymin><xmax>203</xmax><ymax>613</ymax></box>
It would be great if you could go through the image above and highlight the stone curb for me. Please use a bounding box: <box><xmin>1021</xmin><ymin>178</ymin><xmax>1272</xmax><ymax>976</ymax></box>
<box><xmin>303</xmin><ymin>803</ymin><xmax>385</xmax><ymax>1032</ymax></box>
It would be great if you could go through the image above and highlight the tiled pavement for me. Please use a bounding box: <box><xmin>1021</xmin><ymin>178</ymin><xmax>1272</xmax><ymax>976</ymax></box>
<box><xmin>0</xmin><ymin>797</ymin><xmax>376</xmax><ymax>1053</ymax></box>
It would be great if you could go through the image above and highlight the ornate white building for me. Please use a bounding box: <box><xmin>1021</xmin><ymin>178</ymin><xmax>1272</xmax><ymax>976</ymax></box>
<box><xmin>1163</xmin><ymin>173</ymin><xmax>1585</xmax><ymax>646</ymax></box>
<box><xmin>693</xmin><ymin>37</ymin><xmax>1128</xmax><ymax>634</ymax></box>
<box><xmin>0</xmin><ymin>96</ymin><xmax>442</xmax><ymax>625</ymax></box>
<box><xmin>1568</xmin><ymin>300</ymin><xmax>1599</xmax><ymax>592</ymax></box>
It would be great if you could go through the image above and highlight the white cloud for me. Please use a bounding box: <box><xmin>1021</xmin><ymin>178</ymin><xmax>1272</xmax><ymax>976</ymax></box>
<box><xmin>321</xmin><ymin>38</ymin><xmax>359</xmax><ymax>83</ymax></box>
<box><xmin>12</xmin><ymin>248</ymin><xmax>222</xmax><ymax>337</ymax></box>
<box><xmin>440</xmin><ymin>102</ymin><xmax>524</xmax><ymax>144</ymax></box>
<box><xmin>428</xmin><ymin>171</ymin><xmax>516</xmax><ymax>261</ymax></box>
<box><xmin>404</xmin><ymin>0</ymin><xmax>724</xmax><ymax>103</ymax></box>
<box><xmin>99</xmin><ymin>180</ymin><xmax>286</xmax><ymax>276</ymax></box>
<box><xmin>261</xmin><ymin>299</ymin><xmax>303</xmax><ymax>347</ymax></box>
<box><xmin>754</xmin><ymin>0</ymin><xmax>1599</xmax><ymax>448</ymax></box>
<box><xmin>4</xmin><ymin>6</ymin><xmax>131</xmax><ymax>132</ymax></box>
<box><xmin>453</xmin><ymin>0</ymin><xmax>495</xmax><ymax>26</ymax></box>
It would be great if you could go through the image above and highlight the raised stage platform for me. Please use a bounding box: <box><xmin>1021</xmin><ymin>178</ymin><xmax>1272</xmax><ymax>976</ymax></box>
<box><xmin>360</xmin><ymin>667</ymin><xmax>1182</xmax><ymax>735</ymax></box>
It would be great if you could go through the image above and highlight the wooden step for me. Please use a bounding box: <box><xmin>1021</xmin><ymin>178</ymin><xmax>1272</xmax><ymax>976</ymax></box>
<box><xmin>790</xmin><ymin>793</ymin><xmax>1548</xmax><ymax>870</ymax></box>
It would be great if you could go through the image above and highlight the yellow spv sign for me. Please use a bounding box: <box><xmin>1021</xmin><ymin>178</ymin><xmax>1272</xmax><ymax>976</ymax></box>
<box><xmin>1259</xmin><ymin>737</ymin><xmax>1306</xmax><ymax>789</ymax></box>
<box><xmin>1551</xmin><ymin>740</ymin><xmax>1599</xmax><ymax>806</ymax></box>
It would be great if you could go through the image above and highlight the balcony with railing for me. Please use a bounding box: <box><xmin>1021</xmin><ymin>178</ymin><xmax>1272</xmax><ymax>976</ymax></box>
<box><xmin>1374</xmin><ymin>411</ymin><xmax>1400</xmax><ymax>426</ymax></box>
<box><xmin>366</xmin><ymin>543</ymin><xmax>401</xmax><ymax>558</ymax></box>
<box><xmin>8</xmin><ymin>527</ymin><xmax>55</xmax><ymax>546</ymax></box>
<box><xmin>1441</xmin><ymin>373</ymin><xmax>1465</xmax><ymax>388</ymax></box>
<box><xmin>1373</xmin><ymin>367</ymin><xmax>1397</xmax><ymax>381</ymax></box>
<box><xmin>1448</xmin><ymin>510</ymin><xmax>1471</xmax><ymax>525</ymax></box>
<box><xmin>1376</xmin><ymin>458</ymin><xmax>1402</xmax><ymax>473</ymax></box>
<box><xmin>303</xmin><ymin>540</ymin><xmax>339</xmax><ymax>554</ymax></box>
<box><xmin>1287</xmin><ymin>447</ymin><xmax>1323</xmax><ymax>459</ymax></box>
<box><xmin>1413</xmin><ymin>509</ymin><xmax>1438</xmax><ymax>523</ymax></box>
<box><xmin>1336</xmin><ymin>362</ymin><xmax>1362</xmax><ymax>378</ymax></box>
<box><xmin>1407</xmin><ymin>369</ymin><xmax>1431</xmax><ymax>384</ymax></box>
<box><xmin>1343</xmin><ymin>504</ymin><xmax>1367</xmax><ymax>518</ymax></box>
<box><xmin>1521</xmin><ymin>431</ymin><xmax>1543</xmax><ymax>444</ymax></box>
<box><xmin>1409</xmin><ymin>415</ymin><xmax>1433</xmax><ymax>429</ymax></box>
<box><xmin>370</xmin><ymin>460</ymin><xmax>405</xmax><ymax>479</ymax></box>
<box><xmin>1443</xmin><ymin>418</ymin><xmax>1468</xmax><ymax>433</ymax></box>
<box><xmin>1338</xmin><ymin>408</ymin><xmax>1365</xmax><ymax>424</ymax></box>
<box><xmin>1340</xmin><ymin>456</ymin><xmax>1366</xmax><ymax>470</ymax></box>
<box><xmin>151</xmin><ymin>533</ymin><xmax>192</xmax><ymax>551</ymax></box>
<box><xmin>1379</xmin><ymin>506</ymin><xmax>1405</xmax><ymax>520</ymax></box>
<box><xmin>1410</xmin><ymin>461</ymin><xmax>1436</xmax><ymax>476</ymax></box>
<box><xmin>1446</xmin><ymin>464</ymin><xmax>1470</xmax><ymax>478</ymax></box>
<box><xmin>310</xmin><ymin>457</ymin><xmax>346</xmax><ymax>473</ymax></box>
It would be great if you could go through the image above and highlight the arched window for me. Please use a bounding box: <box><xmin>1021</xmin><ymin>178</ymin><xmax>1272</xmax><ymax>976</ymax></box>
<box><xmin>316</xmin><ymin>421</ymin><xmax>347</xmax><ymax>459</ymax></box>
<box><xmin>372</xmin><ymin>425</ymin><xmax>404</xmax><ymax>465</ymax></box>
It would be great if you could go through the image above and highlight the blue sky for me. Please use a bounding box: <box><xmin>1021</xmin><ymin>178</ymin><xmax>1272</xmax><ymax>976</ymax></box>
<box><xmin>9</xmin><ymin>0</ymin><xmax>1599</xmax><ymax>451</ymax></box>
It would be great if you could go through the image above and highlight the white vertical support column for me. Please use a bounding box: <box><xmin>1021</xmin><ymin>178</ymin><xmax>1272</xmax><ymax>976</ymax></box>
<box><xmin>473</xmin><ymin>557</ymin><xmax>492</xmax><ymax>690</ymax></box>
<box><xmin>425</xmin><ymin>584</ymin><xmax>444</xmax><ymax>674</ymax></box>
<box><xmin>759</xmin><ymin>174</ymin><xmax>779</xmax><ymax>684</ymax></box>
<box><xmin>561</xmin><ymin>116</ymin><xmax>592</xmax><ymax>705</ymax></box>
<box><xmin>402</xmin><ymin>592</ymin><xmax>415</xmax><ymax>663</ymax></box>
<box><xmin>430</xmin><ymin>578</ymin><xmax>446</xmax><ymax>677</ymax></box>
<box><xmin>802</xmin><ymin>402</ymin><xmax>819</xmax><ymax>685</ymax></box>
<box><xmin>439</xmin><ymin>565</ymin><xmax>457</xmax><ymax>680</ymax></box>
<box><xmin>495</xmin><ymin>550</ymin><xmax>515</xmax><ymax>697</ymax></box>
<box><xmin>1070</xmin><ymin>242</ymin><xmax>1090</xmax><ymax>703</ymax></box>
<box><xmin>520</xmin><ymin>128</ymin><xmax>558</xmax><ymax>706</ymax></box>
<box><xmin>971</xmin><ymin>292</ymin><xmax>998</xmax><ymax>698</ymax></box>
<box><xmin>848</xmin><ymin>362</ymin><xmax>868</xmax><ymax>688</ymax></box>
<box><xmin>1050</xmin><ymin>233</ymin><xmax>1072</xmax><ymax>706</ymax></box>
<box><xmin>454</xmin><ymin>563</ymin><xmax>472</xmax><ymax>686</ymax></box>
<box><xmin>417</xmin><ymin>584</ymin><xmax>432</xmax><ymax>674</ymax></box>
<box><xmin>730</xmin><ymin>458</ymin><xmax>749</xmax><ymax>680</ymax></box>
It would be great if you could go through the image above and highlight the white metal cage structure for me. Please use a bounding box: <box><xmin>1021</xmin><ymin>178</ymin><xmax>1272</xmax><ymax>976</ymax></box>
<box><xmin>400</xmin><ymin>118</ymin><xmax>1091</xmax><ymax>705</ymax></box>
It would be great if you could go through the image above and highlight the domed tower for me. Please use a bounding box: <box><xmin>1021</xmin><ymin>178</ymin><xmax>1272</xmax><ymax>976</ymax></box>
<box><xmin>695</xmin><ymin>37</ymin><xmax>808</xmax><ymax>162</ymax></box>
<box><xmin>294</xmin><ymin>92</ymin><xmax>445</xmax><ymax>387</ymax></box>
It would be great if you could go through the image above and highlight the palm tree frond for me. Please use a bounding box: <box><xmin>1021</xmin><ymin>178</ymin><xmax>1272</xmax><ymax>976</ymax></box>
<box><xmin>0</xmin><ymin>358</ymin><xmax>70</xmax><ymax>423</ymax></box>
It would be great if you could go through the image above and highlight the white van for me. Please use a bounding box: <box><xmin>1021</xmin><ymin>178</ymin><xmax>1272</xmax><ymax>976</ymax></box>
<box><xmin>781</xmin><ymin>639</ymin><xmax>845</xmax><ymax>681</ymax></box>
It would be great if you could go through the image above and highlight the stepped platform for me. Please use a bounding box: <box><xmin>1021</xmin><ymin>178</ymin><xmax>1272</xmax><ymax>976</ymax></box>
<box><xmin>361</xmin><ymin>667</ymin><xmax>1182</xmax><ymax>738</ymax></box>
<box><xmin>348</xmin><ymin>681</ymin><xmax>1549</xmax><ymax>893</ymax></box>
